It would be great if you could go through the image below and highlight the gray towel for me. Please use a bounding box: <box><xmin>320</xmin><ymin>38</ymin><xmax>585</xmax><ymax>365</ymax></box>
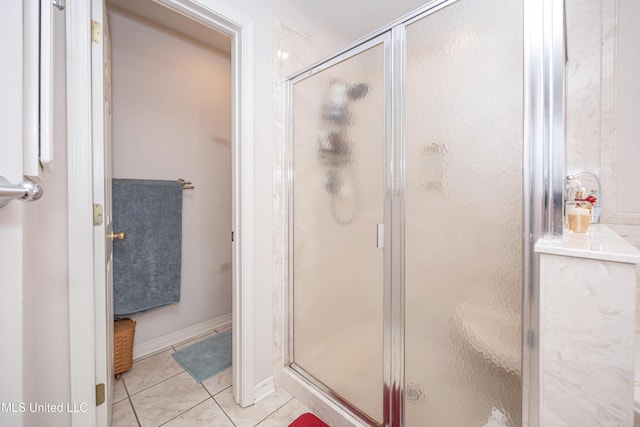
<box><xmin>112</xmin><ymin>179</ymin><xmax>183</xmax><ymax>316</ymax></box>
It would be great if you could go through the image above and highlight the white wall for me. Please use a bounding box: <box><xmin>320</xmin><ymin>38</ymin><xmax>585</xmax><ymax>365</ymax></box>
<box><xmin>614</xmin><ymin>0</ymin><xmax>640</xmax><ymax>331</ymax></box>
<box><xmin>565</xmin><ymin>0</ymin><xmax>640</xmax><ymax>331</ymax></box>
<box><xmin>271</xmin><ymin>21</ymin><xmax>339</xmax><ymax>392</ymax></box>
<box><xmin>209</xmin><ymin>0</ymin><xmax>350</xmax><ymax>386</ymax></box>
<box><xmin>0</xmin><ymin>5</ymin><xmax>70</xmax><ymax>427</ymax></box>
<box><xmin>616</xmin><ymin>0</ymin><xmax>640</xmax><ymax>215</ymax></box>
<box><xmin>109</xmin><ymin>8</ymin><xmax>232</xmax><ymax>345</ymax></box>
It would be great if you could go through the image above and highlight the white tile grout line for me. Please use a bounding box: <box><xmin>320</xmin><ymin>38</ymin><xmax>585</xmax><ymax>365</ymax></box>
<box><xmin>252</xmin><ymin>396</ymin><xmax>295</xmax><ymax>427</ymax></box>
<box><xmin>201</xmin><ymin>376</ymin><xmax>229</xmax><ymax>399</ymax></box>
<box><xmin>211</xmin><ymin>389</ymin><xmax>237</xmax><ymax>427</ymax></box>
<box><xmin>132</xmin><ymin>346</ymin><xmax>176</xmax><ymax>363</ymax></box>
<box><xmin>123</xmin><ymin>348</ymin><xmax>189</xmax><ymax>397</ymax></box>
<box><xmin>132</xmin><ymin>327</ymin><xmax>222</xmax><ymax>364</ymax></box>
<box><xmin>209</xmin><ymin>387</ymin><xmax>237</xmax><ymax>427</ymax></box>
<box><xmin>126</xmin><ymin>374</ymin><xmax>213</xmax><ymax>426</ymax></box>
<box><xmin>172</xmin><ymin>329</ymin><xmax>220</xmax><ymax>349</ymax></box>
<box><xmin>123</xmin><ymin>384</ymin><xmax>285</xmax><ymax>427</ymax></box>
<box><xmin>119</xmin><ymin>327</ymin><xmax>244</xmax><ymax>426</ymax></box>
<box><xmin>126</xmin><ymin>371</ymin><xmax>186</xmax><ymax>398</ymax></box>
<box><xmin>122</xmin><ymin>378</ymin><xmax>142</xmax><ymax>427</ymax></box>
<box><xmin>156</xmin><ymin>397</ymin><xmax>212</xmax><ymax>427</ymax></box>
<box><xmin>209</xmin><ymin>386</ymin><xmax>295</xmax><ymax>427</ymax></box>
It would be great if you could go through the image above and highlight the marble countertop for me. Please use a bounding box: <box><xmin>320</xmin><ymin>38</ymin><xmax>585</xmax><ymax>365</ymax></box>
<box><xmin>535</xmin><ymin>224</ymin><xmax>640</xmax><ymax>264</ymax></box>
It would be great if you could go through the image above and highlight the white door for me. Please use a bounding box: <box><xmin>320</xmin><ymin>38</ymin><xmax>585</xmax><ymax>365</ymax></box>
<box><xmin>91</xmin><ymin>1</ymin><xmax>115</xmax><ymax>426</ymax></box>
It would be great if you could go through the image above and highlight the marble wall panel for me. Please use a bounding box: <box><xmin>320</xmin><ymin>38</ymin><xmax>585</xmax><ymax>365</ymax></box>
<box><xmin>540</xmin><ymin>254</ymin><xmax>635</xmax><ymax>426</ymax></box>
<box><xmin>565</xmin><ymin>0</ymin><xmax>640</xmax><ymax>331</ymax></box>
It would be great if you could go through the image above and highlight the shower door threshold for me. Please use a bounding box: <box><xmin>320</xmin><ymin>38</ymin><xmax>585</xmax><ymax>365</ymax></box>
<box><xmin>288</xmin><ymin>363</ymin><xmax>382</xmax><ymax>427</ymax></box>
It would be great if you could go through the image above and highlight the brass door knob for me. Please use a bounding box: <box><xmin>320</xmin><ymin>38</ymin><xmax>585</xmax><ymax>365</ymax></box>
<box><xmin>110</xmin><ymin>231</ymin><xmax>127</xmax><ymax>240</ymax></box>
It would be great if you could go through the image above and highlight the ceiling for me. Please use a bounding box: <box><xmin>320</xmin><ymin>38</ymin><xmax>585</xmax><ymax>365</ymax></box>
<box><xmin>104</xmin><ymin>0</ymin><xmax>433</xmax><ymax>56</ymax></box>
<box><xmin>106</xmin><ymin>0</ymin><xmax>232</xmax><ymax>54</ymax></box>
<box><xmin>306</xmin><ymin>0</ymin><xmax>432</xmax><ymax>40</ymax></box>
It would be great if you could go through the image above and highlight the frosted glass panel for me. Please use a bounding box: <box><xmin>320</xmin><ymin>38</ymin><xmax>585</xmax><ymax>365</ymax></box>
<box><xmin>292</xmin><ymin>44</ymin><xmax>385</xmax><ymax>424</ymax></box>
<box><xmin>404</xmin><ymin>0</ymin><xmax>523</xmax><ymax>426</ymax></box>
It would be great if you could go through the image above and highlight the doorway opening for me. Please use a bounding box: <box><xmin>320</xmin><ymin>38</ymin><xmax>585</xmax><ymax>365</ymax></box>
<box><xmin>66</xmin><ymin>0</ymin><xmax>256</xmax><ymax>425</ymax></box>
<box><xmin>106</xmin><ymin>0</ymin><xmax>233</xmax><ymax>361</ymax></box>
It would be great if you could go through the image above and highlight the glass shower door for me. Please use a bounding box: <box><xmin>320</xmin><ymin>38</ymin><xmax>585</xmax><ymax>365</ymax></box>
<box><xmin>403</xmin><ymin>0</ymin><xmax>524</xmax><ymax>425</ymax></box>
<box><xmin>290</xmin><ymin>37</ymin><xmax>388</xmax><ymax>425</ymax></box>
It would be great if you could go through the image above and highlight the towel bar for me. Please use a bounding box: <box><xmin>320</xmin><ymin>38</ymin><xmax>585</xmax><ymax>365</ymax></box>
<box><xmin>178</xmin><ymin>178</ymin><xmax>195</xmax><ymax>190</ymax></box>
<box><xmin>0</xmin><ymin>175</ymin><xmax>43</xmax><ymax>208</ymax></box>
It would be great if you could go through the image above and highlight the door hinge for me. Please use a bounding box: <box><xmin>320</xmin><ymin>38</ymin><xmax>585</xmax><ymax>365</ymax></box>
<box><xmin>91</xmin><ymin>20</ymin><xmax>102</xmax><ymax>43</ymax></box>
<box><xmin>231</xmin><ymin>231</ymin><xmax>235</xmax><ymax>242</ymax></box>
<box><xmin>93</xmin><ymin>204</ymin><xmax>103</xmax><ymax>226</ymax></box>
<box><xmin>53</xmin><ymin>0</ymin><xmax>66</xmax><ymax>10</ymax></box>
<box><xmin>95</xmin><ymin>383</ymin><xmax>105</xmax><ymax>406</ymax></box>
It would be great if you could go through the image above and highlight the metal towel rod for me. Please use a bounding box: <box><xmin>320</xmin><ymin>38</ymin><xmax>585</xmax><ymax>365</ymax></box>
<box><xmin>0</xmin><ymin>175</ymin><xmax>43</xmax><ymax>208</ymax></box>
<box><xmin>177</xmin><ymin>178</ymin><xmax>195</xmax><ymax>190</ymax></box>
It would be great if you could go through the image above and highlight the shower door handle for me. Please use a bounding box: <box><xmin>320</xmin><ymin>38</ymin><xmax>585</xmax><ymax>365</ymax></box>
<box><xmin>376</xmin><ymin>223</ymin><xmax>384</xmax><ymax>248</ymax></box>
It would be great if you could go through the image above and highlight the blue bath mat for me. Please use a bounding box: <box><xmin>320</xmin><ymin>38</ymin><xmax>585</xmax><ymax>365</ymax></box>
<box><xmin>172</xmin><ymin>330</ymin><xmax>232</xmax><ymax>383</ymax></box>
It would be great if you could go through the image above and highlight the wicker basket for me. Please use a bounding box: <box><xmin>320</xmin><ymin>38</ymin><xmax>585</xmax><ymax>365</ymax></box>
<box><xmin>114</xmin><ymin>318</ymin><xmax>135</xmax><ymax>380</ymax></box>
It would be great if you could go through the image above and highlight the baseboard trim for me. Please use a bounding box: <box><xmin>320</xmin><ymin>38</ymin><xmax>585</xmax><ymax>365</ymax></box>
<box><xmin>254</xmin><ymin>376</ymin><xmax>275</xmax><ymax>404</ymax></box>
<box><xmin>133</xmin><ymin>313</ymin><xmax>232</xmax><ymax>360</ymax></box>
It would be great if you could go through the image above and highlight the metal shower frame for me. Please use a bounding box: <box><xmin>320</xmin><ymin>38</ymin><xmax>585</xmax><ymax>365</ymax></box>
<box><xmin>284</xmin><ymin>0</ymin><xmax>565</xmax><ymax>425</ymax></box>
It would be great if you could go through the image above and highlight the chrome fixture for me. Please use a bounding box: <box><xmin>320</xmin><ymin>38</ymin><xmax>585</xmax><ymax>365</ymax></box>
<box><xmin>53</xmin><ymin>0</ymin><xmax>65</xmax><ymax>11</ymax></box>
<box><xmin>318</xmin><ymin>132</ymin><xmax>351</xmax><ymax>167</ymax></box>
<box><xmin>0</xmin><ymin>175</ymin><xmax>43</xmax><ymax>208</ymax></box>
<box><xmin>177</xmin><ymin>178</ymin><xmax>195</xmax><ymax>190</ymax></box>
<box><xmin>321</xmin><ymin>80</ymin><xmax>370</xmax><ymax>125</ymax></box>
<box><xmin>317</xmin><ymin>79</ymin><xmax>369</xmax><ymax>223</ymax></box>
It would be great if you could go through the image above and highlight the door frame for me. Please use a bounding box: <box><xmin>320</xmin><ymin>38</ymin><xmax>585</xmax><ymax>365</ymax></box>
<box><xmin>66</xmin><ymin>0</ymin><xmax>256</xmax><ymax>424</ymax></box>
<box><xmin>285</xmin><ymin>33</ymin><xmax>393</xmax><ymax>427</ymax></box>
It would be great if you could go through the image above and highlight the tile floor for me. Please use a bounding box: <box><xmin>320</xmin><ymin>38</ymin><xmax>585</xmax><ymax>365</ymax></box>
<box><xmin>113</xmin><ymin>323</ymin><xmax>312</xmax><ymax>427</ymax></box>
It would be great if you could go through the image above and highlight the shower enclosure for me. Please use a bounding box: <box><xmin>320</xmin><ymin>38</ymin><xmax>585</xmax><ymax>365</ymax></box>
<box><xmin>286</xmin><ymin>0</ymin><xmax>557</xmax><ymax>425</ymax></box>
